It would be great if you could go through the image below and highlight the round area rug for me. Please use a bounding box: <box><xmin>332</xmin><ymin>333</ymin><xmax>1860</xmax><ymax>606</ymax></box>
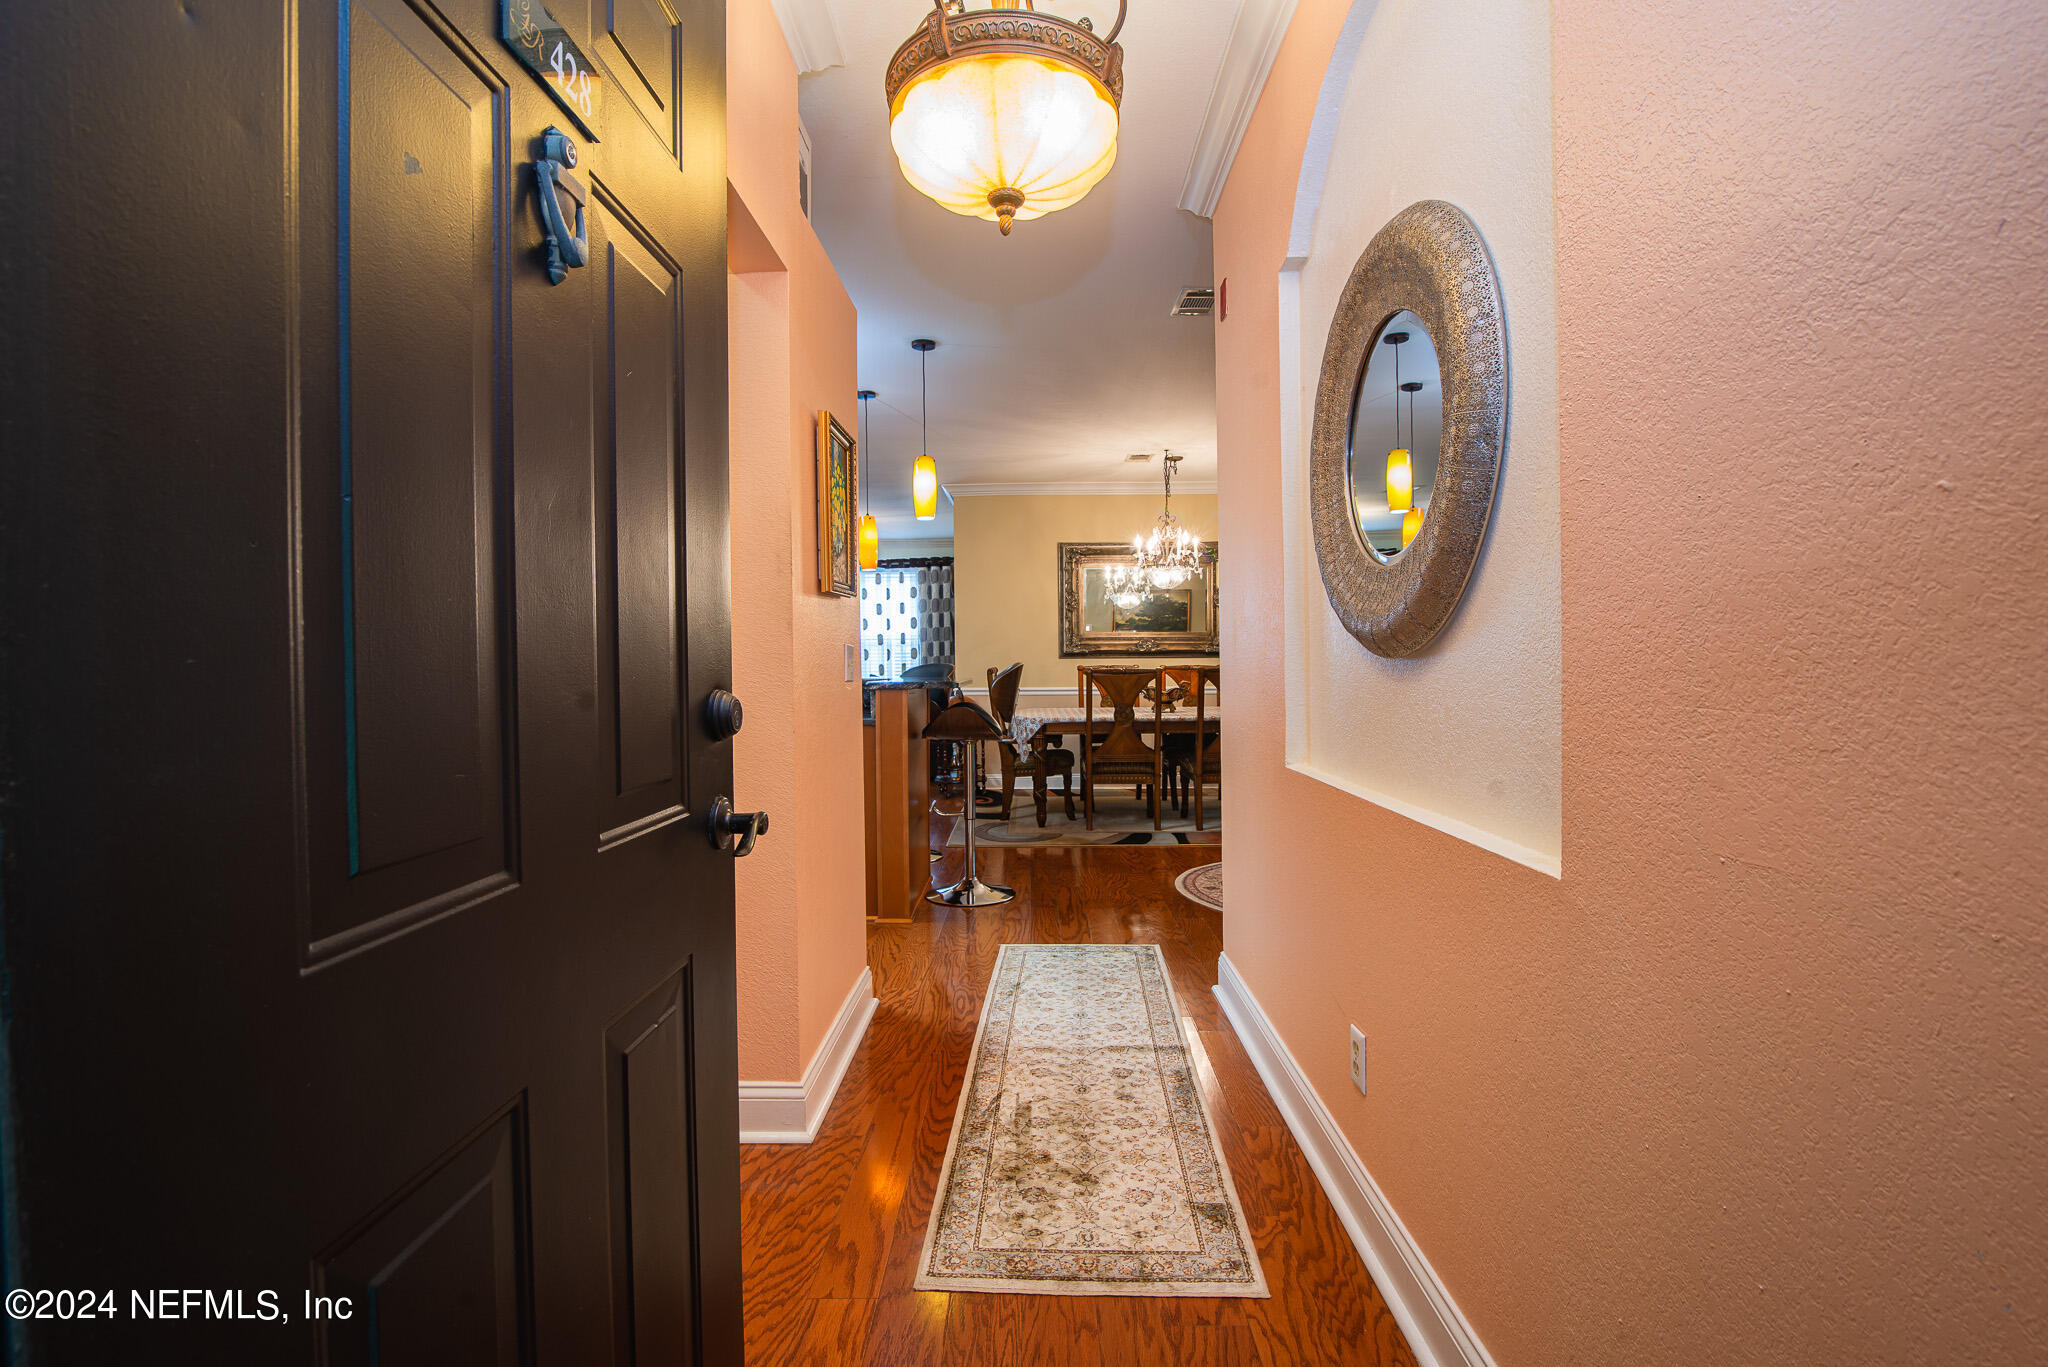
<box><xmin>1173</xmin><ymin>862</ymin><xmax>1223</xmax><ymax>911</ymax></box>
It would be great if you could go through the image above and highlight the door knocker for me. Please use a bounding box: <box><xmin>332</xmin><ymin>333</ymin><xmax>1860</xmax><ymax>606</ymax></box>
<box><xmin>533</xmin><ymin>126</ymin><xmax>588</xmax><ymax>285</ymax></box>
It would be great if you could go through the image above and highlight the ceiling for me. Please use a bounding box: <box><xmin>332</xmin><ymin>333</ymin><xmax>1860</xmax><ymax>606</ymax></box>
<box><xmin>796</xmin><ymin>0</ymin><xmax>1242</xmax><ymax>536</ymax></box>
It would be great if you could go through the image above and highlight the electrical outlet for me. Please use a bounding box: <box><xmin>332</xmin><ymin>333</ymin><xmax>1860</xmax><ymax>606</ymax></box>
<box><xmin>844</xmin><ymin>644</ymin><xmax>857</xmax><ymax>682</ymax></box>
<box><xmin>1349</xmin><ymin>1025</ymin><xmax>1367</xmax><ymax>1096</ymax></box>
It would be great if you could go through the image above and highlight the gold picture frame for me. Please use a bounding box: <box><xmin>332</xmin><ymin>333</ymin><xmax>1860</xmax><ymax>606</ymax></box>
<box><xmin>816</xmin><ymin>410</ymin><xmax>859</xmax><ymax>598</ymax></box>
<box><xmin>1058</xmin><ymin>542</ymin><xmax>1220</xmax><ymax>657</ymax></box>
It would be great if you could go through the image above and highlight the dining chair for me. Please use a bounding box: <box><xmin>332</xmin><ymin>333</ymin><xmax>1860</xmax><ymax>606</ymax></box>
<box><xmin>1166</xmin><ymin>665</ymin><xmax>1222</xmax><ymax>829</ymax></box>
<box><xmin>986</xmin><ymin>663</ymin><xmax>1076</xmax><ymax>826</ymax></box>
<box><xmin>1157</xmin><ymin>665</ymin><xmax>1207</xmax><ymax>810</ymax></box>
<box><xmin>1079</xmin><ymin>666</ymin><xmax>1166</xmax><ymax>831</ymax></box>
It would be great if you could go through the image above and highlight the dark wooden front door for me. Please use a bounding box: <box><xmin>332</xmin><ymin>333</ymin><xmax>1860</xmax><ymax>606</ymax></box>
<box><xmin>0</xmin><ymin>0</ymin><xmax>740</xmax><ymax>1361</ymax></box>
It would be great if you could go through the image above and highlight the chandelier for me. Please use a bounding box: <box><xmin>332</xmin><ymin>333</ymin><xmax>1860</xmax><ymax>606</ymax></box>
<box><xmin>1103</xmin><ymin>562</ymin><xmax>1146</xmax><ymax>610</ymax></box>
<box><xmin>885</xmin><ymin>0</ymin><xmax>1126</xmax><ymax>236</ymax></box>
<box><xmin>1130</xmin><ymin>452</ymin><xmax>1202</xmax><ymax>590</ymax></box>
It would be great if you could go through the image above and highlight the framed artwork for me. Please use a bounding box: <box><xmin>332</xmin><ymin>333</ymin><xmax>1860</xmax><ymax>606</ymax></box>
<box><xmin>816</xmin><ymin>410</ymin><xmax>859</xmax><ymax>597</ymax></box>
<box><xmin>1110</xmin><ymin>588</ymin><xmax>1192</xmax><ymax>633</ymax></box>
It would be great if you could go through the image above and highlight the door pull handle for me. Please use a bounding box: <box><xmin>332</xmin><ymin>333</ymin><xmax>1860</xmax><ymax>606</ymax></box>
<box><xmin>708</xmin><ymin>796</ymin><xmax>770</xmax><ymax>857</ymax></box>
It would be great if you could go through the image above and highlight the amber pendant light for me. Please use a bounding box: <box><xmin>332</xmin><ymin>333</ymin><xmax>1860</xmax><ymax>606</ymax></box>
<box><xmin>911</xmin><ymin>339</ymin><xmax>940</xmax><ymax>521</ymax></box>
<box><xmin>1383</xmin><ymin>329</ymin><xmax>1413</xmax><ymax>514</ymax></box>
<box><xmin>856</xmin><ymin>388</ymin><xmax>880</xmax><ymax>569</ymax></box>
<box><xmin>886</xmin><ymin>0</ymin><xmax>1127</xmax><ymax>236</ymax></box>
<box><xmin>1398</xmin><ymin>379</ymin><xmax>1424</xmax><ymax>548</ymax></box>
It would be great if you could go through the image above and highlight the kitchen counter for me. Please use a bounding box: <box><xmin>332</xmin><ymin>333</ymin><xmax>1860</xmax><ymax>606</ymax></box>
<box><xmin>862</xmin><ymin>684</ymin><xmax>931</xmax><ymax>921</ymax></box>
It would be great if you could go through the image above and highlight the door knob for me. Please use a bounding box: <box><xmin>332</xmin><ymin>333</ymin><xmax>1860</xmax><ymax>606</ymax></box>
<box><xmin>704</xmin><ymin>688</ymin><xmax>744</xmax><ymax>739</ymax></box>
<box><xmin>707</xmin><ymin>795</ymin><xmax>769</xmax><ymax>857</ymax></box>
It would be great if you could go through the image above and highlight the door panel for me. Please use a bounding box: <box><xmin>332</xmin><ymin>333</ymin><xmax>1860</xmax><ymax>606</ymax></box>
<box><xmin>344</xmin><ymin>0</ymin><xmax>506</xmax><ymax>876</ymax></box>
<box><xmin>299</xmin><ymin>0</ymin><xmax>521</xmax><ymax>962</ymax></box>
<box><xmin>607</xmin><ymin>969</ymin><xmax>700</xmax><ymax>1365</ymax></box>
<box><xmin>597</xmin><ymin>0</ymin><xmax>680</xmax><ymax>154</ymax></box>
<box><xmin>0</xmin><ymin>0</ymin><xmax>739</xmax><ymax>1359</ymax></box>
<box><xmin>316</xmin><ymin>1102</ymin><xmax>533</xmax><ymax>1367</ymax></box>
<box><xmin>595</xmin><ymin>190</ymin><xmax>687</xmax><ymax>840</ymax></box>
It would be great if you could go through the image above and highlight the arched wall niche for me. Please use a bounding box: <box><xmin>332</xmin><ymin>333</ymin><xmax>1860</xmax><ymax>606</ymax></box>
<box><xmin>1275</xmin><ymin>0</ymin><xmax>1562</xmax><ymax>873</ymax></box>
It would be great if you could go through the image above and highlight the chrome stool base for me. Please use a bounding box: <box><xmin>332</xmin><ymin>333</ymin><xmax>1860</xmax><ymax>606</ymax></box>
<box><xmin>927</xmin><ymin>875</ymin><xmax>1015</xmax><ymax>907</ymax></box>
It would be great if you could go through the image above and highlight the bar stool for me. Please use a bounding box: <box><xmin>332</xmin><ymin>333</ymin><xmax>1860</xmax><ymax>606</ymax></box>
<box><xmin>922</xmin><ymin>694</ymin><xmax>1014</xmax><ymax>908</ymax></box>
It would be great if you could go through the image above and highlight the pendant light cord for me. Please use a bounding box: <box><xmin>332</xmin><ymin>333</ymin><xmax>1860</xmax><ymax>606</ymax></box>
<box><xmin>920</xmin><ymin>347</ymin><xmax>929</xmax><ymax>456</ymax></box>
<box><xmin>1393</xmin><ymin>338</ymin><xmax>1403</xmax><ymax>449</ymax></box>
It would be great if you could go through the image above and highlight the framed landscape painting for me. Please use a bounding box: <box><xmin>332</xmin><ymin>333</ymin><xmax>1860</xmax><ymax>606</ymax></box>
<box><xmin>816</xmin><ymin>410</ymin><xmax>859</xmax><ymax>597</ymax></box>
<box><xmin>1110</xmin><ymin>587</ymin><xmax>1193</xmax><ymax>633</ymax></box>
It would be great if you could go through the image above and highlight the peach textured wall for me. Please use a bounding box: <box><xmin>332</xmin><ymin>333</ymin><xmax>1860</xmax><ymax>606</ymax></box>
<box><xmin>727</xmin><ymin>0</ymin><xmax>868</xmax><ymax>1084</ymax></box>
<box><xmin>1213</xmin><ymin>0</ymin><xmax>2048</xmax><ymax>1363</ymax></box>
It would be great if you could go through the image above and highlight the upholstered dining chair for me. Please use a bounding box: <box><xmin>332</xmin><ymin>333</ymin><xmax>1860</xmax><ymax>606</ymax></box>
<box><xmin>1078</xmin><ymin>666</ymin><xmax>1167</xmax><ymax>830</ymax></box>
<box><xmin>1166</xmin><ymin>665</ymin><xmax>1222</xmax><ymax>829</ymax></box>
<box><xmin>986</xmin><ymin>663</ymin><xmax>1076</xmax><ymax>826</ymax></box>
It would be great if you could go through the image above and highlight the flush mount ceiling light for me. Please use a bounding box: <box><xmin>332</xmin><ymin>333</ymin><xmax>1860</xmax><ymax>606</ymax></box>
<box><xmin>885</xmin><ymin>0</ymin><xmax>1126</xmax><ymax>237</ymax></box>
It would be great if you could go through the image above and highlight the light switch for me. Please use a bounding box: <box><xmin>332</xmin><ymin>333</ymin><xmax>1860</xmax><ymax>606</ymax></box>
<box><xmin>844</xmin><ymin>643</ymin><xmax>857</xmax><ymax>682</ymax></box>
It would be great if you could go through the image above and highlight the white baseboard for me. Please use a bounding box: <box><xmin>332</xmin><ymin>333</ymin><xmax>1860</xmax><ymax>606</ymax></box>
<box><xmin>1214</xmin><ymin>953</ymin><xmax>1496</xmax><ymax>1367</ymax></box>
<box><xmin>738</xmin><ymin>967</ymin><xmax>877</xmax><ymax>1144</ymax></box>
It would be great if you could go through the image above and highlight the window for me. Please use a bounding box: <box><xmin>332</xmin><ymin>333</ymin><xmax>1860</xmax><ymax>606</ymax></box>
<box><xmin>859</xmin><ymin>560</ymin><xmax>954</xmax><ymax>679</ymax></box>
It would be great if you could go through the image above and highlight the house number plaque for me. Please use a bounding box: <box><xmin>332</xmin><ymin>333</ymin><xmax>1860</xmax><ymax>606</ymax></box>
<box><xmin>501</xmin><ymin>0</ymin><xmax>602</xmax><ymax>142</ymax></box>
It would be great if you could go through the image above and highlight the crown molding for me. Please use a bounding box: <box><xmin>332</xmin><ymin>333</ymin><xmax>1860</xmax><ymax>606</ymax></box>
<box><xmin>1177</xmin><ymin>0</ymin><xmax>1301</xmax><ymax>217</ymax></box>
<box><xmin>942</xmin><ymin>481</ymin><xmax>1219</xmax><ymax>498</ymax></box>
<box><xmin>770</xmin><ymin>0</ymin><xmax>845</xmax><ymax>74</ymax></box>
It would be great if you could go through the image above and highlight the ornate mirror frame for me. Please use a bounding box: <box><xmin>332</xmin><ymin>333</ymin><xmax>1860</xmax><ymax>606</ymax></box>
<box><xmin>1310</xmin><ymin>200</ymin><xmax>1507</xmax><ymax>657</ymax></box>
<box><xmin>1057</xmin><ymin>542</ymin><xmax>1220</xmax><ymax>658</ymax></box>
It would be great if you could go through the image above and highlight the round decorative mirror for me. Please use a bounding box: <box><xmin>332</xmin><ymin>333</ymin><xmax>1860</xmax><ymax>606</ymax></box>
<box><xmin>1345</xmin><ymin>310</ymin><xmax>1441</xmax><ymax>562</ymax></box>
<box><xmin>1310</xmin><ymin>201</ymin><xmax>1506</xmax><ymax>658</ymax></box>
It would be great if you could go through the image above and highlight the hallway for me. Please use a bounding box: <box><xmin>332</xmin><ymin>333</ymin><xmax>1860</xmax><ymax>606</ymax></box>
<box><xmin>740</xmin><ymin>846</ymin><xmax>1416</xmax><ymax>1365</ymax></box>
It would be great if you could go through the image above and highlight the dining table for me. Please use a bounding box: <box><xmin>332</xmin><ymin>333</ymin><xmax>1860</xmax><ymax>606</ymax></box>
<box><xmin>1009</xmin><ymin>703</ymin><xmax>1225</xmax><ymax>752</ymax></box>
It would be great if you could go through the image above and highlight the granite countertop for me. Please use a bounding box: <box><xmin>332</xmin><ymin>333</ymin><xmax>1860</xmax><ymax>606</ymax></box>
<box><xmin>863</xmin><ymin>676</ymin><xmax>951</xmax><ymax>725</ymax></box>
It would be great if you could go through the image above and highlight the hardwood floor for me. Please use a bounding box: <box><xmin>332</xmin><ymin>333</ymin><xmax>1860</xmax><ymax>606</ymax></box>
<box><xmin>740</xmin><ymin>844</ymin><xmax>1418</xmax><ymax>1366</ymax></box>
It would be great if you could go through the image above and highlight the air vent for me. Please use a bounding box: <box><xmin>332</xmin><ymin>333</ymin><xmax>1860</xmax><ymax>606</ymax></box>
<box><xmin>1171</xmin><ymin>287</ymin><xmax>1215</xmax><ymax>318</ymax></box>
<box><xmin>1124</xmin><ymin>452</ymin><xmax>1154</xmax><ymax>463</ymax></box>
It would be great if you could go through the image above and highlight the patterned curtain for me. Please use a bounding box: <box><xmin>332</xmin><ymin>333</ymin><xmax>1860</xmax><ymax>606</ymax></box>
<box><xmin>859</xmin><ymin>557</ymin><xmax>955</xmax><ymax>679</ymax></box>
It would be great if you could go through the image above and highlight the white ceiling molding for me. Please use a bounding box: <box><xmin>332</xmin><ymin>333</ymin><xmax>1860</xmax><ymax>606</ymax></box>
<box><xmin>943</xmin><ymin>481</ymin><xmax>1220</xmax><ymax>497</ymax></box>
<box><xmin>771</xmin><ymin>0</ymin><xmax>846</xmax><ymax>74</ymax></box>
<box><xmin>1176</xmin><ymin>0</ymin><xmax>1301</xmax><ymax>217</ymax></box>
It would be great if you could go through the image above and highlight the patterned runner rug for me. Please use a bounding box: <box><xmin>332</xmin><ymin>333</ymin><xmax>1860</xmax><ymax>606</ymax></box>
<box><xmin>914</xmin><ymin>944</ymin><xmax>1268</xmax><ymax>1297</ymax></box>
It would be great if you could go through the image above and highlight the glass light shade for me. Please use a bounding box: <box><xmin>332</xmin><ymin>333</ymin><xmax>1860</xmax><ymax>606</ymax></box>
<box><xmin>912</xmin><ymin>454</ymin><xmax>939</xmax><ymax>521</ymax></box>
<box><xmin>857</xmin><ymin>513</ymin><xmax>879</xmax><ymax>569</ymax></box>
<box><xmin>1401</xmin><ymin>506</ymin><xmax>1423</xmax><ymax>548</ymax></box>
<box><xmin>1386</xmin><ymin>447</ymin><xmax>1413</xmax><ymax>512</ymax></box>
<box><xmin>889</xmin><ymin>53</ymin><xmax>1118</xmax><ymax>234</ymax></box>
